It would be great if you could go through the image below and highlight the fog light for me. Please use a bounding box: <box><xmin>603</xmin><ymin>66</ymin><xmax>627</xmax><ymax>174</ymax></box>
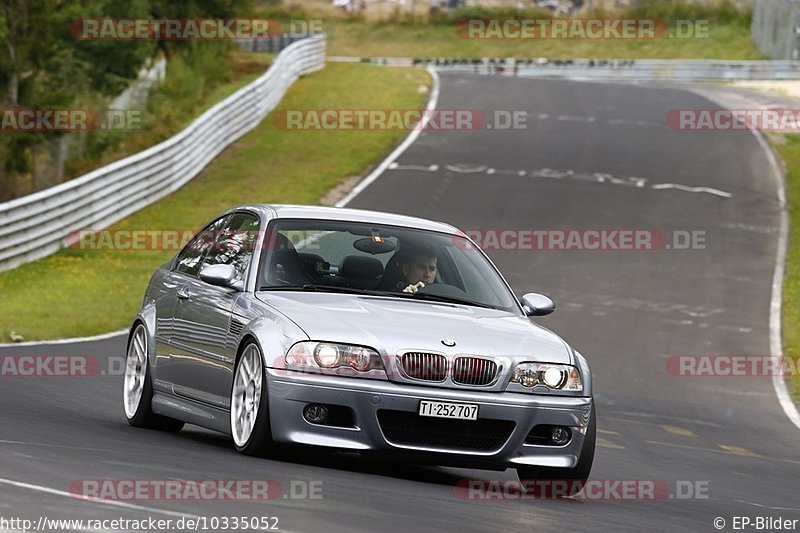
<box><xmin>303</xmin><ymin>404</ymin><xmax>329</xmax><ymax>424</ymax></box>
<box><xmin>551</xmin><ymin>426</ymin><xmax>571</xmax><ymax>446</ymax></box>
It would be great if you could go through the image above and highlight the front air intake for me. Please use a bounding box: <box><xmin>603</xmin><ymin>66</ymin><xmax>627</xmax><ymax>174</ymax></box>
<box><xmin>398</xmin><ymin>352</ymin><xmax>447</xmax><ymax>382</ymax></box>
<box><xmin>452</xmin><ymin>356</ymin><xmax>499</xmax><ymax>386</ymax></box>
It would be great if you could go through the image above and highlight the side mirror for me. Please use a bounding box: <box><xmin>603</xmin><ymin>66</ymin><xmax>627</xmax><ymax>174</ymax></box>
<box><xmin>199</xmin><ymin>264</ymin><xmax>241</xmax><ymax>290</ymax></box>
<box><xmin>520</xmin><ymin>293</ymin><xmax>555</xmax><ymax>316</ymax></box>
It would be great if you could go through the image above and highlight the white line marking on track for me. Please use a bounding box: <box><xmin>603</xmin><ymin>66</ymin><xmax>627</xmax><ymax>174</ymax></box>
<box><xmin>445</xmin><ymin>164</ymin><xmax>487</xmax><ymax>173</ymax></box>
<box><xmin>0</xmin><ymin>477</ymin><xmax>197</xmax><ymax>519</ymax></box>
<box><xmin>337</xmin><ymin>67</ymin><xmax>440</xmax><ymax>207</ymax></box>
<box><xmin>734</xmin><ymin>499</ymin><xmax>800</xmax><ymax>512</ymax></box>
<box><xmin>687</xmin><ymin>82</ymin><xmax>800</xmax><ymax>428</ymax></box>
<box><xmin>389</xmin><ymin>163</ymin><xmax>733</xmax><ymax>197</ymax></box>
<box><xmin>0</xmin><ymin>477</ymin><xmax>303</xmax><ymax>532</ymax></box>
<box><xmin>557</xmin><ymin>115</ymin><xmax>595</xmax><ymax>122</ymax></box>
<box><xmin>0</xmin><ymin>329</ymin><xmax>127</xmax><ymax>348</ymax></box>
<box><xmin>720</xmin><ymin>221</ymin><xmax>777</xmax><ymax>234</ymax></box>
<box><xmin>388</xmin><ymin>164</ymin><xmax>438</xmax><ymax>172</ymax></box>
<box><xmin>753</xmin><ymin>128</ymin><xmax>800</xmax><ymax>431</ymax></box>
<box><xmin>650</xmin><ymin>183</ymin><xmax>733</xmax><ymax>198</ymax></box>
<box><xmin>0</xmin><ymin>439</ymin><xmax>119</xmax><ymax>454</ymax></box>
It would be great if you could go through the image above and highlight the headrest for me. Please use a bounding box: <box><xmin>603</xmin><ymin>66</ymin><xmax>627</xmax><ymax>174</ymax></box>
<box><xmin>298</xmin><ymin>253</ymin><xmax>328</xmax><ymax>276</ymax></box>
<box><xmin>271</xmin><ymin>233</ymin><xmax>297</xmax><ymax>252</ymax></box>
<box><xmin>340</xmin><ymin>255</ymin><xmax>384</xmax><ymax>280</ymax></box>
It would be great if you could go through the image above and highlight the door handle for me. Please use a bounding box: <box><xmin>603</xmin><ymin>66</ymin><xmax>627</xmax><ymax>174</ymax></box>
<box><xmin>177</xmin><ymin>288</ymin><xmax>190</xmax><ymax>300</ymax></box>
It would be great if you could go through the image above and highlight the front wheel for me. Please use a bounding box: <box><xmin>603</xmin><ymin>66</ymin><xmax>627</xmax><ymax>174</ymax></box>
<box><xmin>123</xmin><ymin>323</ymin><xmax>184</xmax><ymax>432</ymax></box>
<box><xmin>230</xmin><ymin>341</ymin><xmax>273</xmax><ymax>456</ymax></box>
<box><xmin>516</xmin><ymin>406</ymin><xmax>596</xmax><ymax>497</ymax></box>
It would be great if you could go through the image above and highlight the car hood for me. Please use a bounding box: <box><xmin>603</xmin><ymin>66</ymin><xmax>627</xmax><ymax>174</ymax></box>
<box><xmin>255</xmin><ymin>291</ymin><xmax>572</xmax><ymax>364</ymax></box>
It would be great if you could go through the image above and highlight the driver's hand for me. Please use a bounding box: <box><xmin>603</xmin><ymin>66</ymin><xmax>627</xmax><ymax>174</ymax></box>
<box><xmin>403</xmin><ymin>281</ymin><xmax>426</xmax><ymax>293</ymax></box>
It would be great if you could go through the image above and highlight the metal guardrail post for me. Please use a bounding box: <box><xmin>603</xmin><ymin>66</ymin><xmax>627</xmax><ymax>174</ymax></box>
<box><xmin>752</xmin><ymin>0</ymin><xmax>800</xmax><ymax>60</ymax></box>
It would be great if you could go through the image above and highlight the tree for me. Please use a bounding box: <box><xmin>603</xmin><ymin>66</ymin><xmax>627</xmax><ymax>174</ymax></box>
<box><xmin>0</xmin><ymin>0</ymin><xmax>256</xmax><ymax>201</ymax></box>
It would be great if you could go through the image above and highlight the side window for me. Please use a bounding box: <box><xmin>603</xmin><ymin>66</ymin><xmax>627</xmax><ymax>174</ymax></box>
<box><xmin>175</xmin><ymin>216</ymin><xmax>230</xmax><ymax>277</ymax></box>
<box><xmin>201</xmin><ymin>212</ymin><xmax>260</xmax><ymax>283</ymax></box>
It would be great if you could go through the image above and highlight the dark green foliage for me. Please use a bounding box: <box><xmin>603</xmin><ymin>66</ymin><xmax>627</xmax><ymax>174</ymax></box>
<box><xmin>0</xmin><ymin>0</ymin><xmax>255</xmax><ymax>196</ymax></box>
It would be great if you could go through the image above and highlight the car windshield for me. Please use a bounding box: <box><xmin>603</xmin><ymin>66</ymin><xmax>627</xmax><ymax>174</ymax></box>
<box><xmin>258</xmin><ymin>219</ymin><xmax>521</xmax><ymax>314</ymax></box>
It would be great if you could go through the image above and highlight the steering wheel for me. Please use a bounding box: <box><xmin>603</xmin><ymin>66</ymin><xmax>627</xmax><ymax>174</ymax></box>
<box><xmin>417</xmin><ymin>282</ymin><xmax>471</xmax><ymax>299</ymax></box>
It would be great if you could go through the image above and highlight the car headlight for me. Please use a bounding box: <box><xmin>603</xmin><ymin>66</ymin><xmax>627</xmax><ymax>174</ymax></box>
<box><xmin>286</xmin><ymin>341</ymin><xmax>384</xmax><ymax>373</ymax></box>
<box><xmin>314</xmin><ymin>344</ymin><xmax>340</xmax><ymax>368</ymax></box>
<box><xmin>510</xmin><ymin>363</ymin><xmax>582</xmax><ymax>391</ymax></box>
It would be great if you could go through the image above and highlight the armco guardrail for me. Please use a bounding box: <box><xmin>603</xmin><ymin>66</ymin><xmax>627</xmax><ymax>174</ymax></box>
<box><xmin>503</xmin><ymin>59</ymin><xmax>800</xmax><ymax>80</ymax></box>
<box><xmin>238</xmin><ymin>34</ymin><xmax>311</xmax><ymax>53</ymax></box>
<box><xmin>752</xmin><ymin>0</ymin><xmax>800</xmax><ymax>60</ymax></box>
<box><xmin>0</xmin><ymin>34</ymin><xmax>326</xmax><ymax>274</ymax></box>
<box><xmin>330</xmin><ymin>56</ymin><xmax>800</xmax><ymax>80</ymax></box>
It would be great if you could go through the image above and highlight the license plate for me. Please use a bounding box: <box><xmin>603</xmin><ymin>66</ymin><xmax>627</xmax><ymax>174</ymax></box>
<box><xmin>418</xmin><ymin>400</ymin><xmax>479</xmax><ymax>420</ymax></box>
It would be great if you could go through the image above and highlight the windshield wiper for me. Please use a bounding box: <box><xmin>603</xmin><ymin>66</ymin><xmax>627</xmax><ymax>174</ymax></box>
<box><xmin>259</xmin><ymin>284</ymin><xmax>386</xmax><ymax>296</ymax></box>
<box><xmin>260</xmin><ymin>284</ymin><xmax>497</xmax><ymax>309</ymax></box>
<box><xmin>397</xmin><ymin>292</ymin><xmax>497</xmax><ymax>309</ymax></box>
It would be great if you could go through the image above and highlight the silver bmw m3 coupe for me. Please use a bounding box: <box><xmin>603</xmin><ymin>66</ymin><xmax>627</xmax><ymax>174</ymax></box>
<box><xmin>123</xmin><ymin>204</ymin><xmax>595</xmax><ymax>486</ymax></box>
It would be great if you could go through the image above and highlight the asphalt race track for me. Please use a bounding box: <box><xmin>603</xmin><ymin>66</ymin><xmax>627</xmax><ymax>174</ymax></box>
<box><xmin>1</xmin><ymin>73</ymin><xmax>798</xmax><ymax>533</ymax></box>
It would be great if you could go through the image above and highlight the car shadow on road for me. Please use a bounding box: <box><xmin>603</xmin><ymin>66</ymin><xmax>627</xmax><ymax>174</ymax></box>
<box><xmin>173</xmin><ymin>426</ymin><xmax>477</xmax><ymax>488</ymax></box>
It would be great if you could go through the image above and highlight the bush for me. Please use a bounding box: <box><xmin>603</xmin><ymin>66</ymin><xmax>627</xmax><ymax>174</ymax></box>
<box><xmin>437</xmin><ymin>6</ymin><xmax>554</xmax><ymax>25</ymax></box>
<box><xmin>63</xmin><ymin>41</ymin><xmax>238</xmax><ymax>180</ymax></box>
<box><xmin>621</xmin><ymin>0</ymin><xmax>751</xmax><ymax>27</ymax></box>
<box><xmin>381</xmin><ymin>6</ymin><xmax>427</xmax><ymax>26</ymax></box>
<box><xmin>145</xmin><ymin>42</ymin><xmax>234</xmax><ymax>142</ymax></box>
<box><xmin>253</xmin><ymin>4</ymin><xmax>312</xmax><ymax>21</ymax></box>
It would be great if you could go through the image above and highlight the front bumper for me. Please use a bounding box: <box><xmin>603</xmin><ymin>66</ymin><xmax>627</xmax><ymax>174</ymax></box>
<box><xmin>266</xmin><ymin>369</ymin><xmax>593</xmax><ymax>470</ymax></box>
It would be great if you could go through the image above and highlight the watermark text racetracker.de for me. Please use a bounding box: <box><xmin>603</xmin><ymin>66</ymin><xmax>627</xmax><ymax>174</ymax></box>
<box><xmin>667</xmin><ymin>355</ymin><xmax>800</xmax><ymax>377</ymax></box>
<box><xmin>0</xmin><ymin>355</ymin><xmax>124</xmax><ymax>377</ymax></box>
<box><xmin>69</xmin><ymin>478</ymin><xmax>322</xmax><ymax>501</ymax></box>
<box><xmin>456</xmin><ymin>479</ymin><xmax>710</xmax><ymax>500</ymax></box>
<box><xmin>458</xmin><ymin>229</ymin><xmax>707</xmax><ymax>251</ymax></box>
<box><xmin>273</xmin><ymin>109</ymin><xmax>529</xmax><ymax>131</ymax></box>
<box><xmin>65</xmin><ymin>228</ymin><xmax>322</xmax><ymax>252</ymax></box>
<box><xmin>71</xmin><ymin>18</ymin><xmax>283</xmax><ymax>40</ymax></box>
<box><xmin>64</xmin><ymin>228</ymin><xmax>707</xmax><ymax>253</ymax></box>
<box><xmin>0</xmin><ymin>109</ymin><xmax>142</xmax><ymax>132</ymax></box>
<box><xmin>67</xmin><ymin>228</ymin><xmax>202</xmax><ymax>252</ymax></box>
<box><xmin>456</xmin><ymin>18</ymin><xmax>709</xmax><ymax>40</ymax></box>
<box><xmin>667</xmin><ymin>109</ymin><xmax>800</xmax><ymax>132</ymax></box>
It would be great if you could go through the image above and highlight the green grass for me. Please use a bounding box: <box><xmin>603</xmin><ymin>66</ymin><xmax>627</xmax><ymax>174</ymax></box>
<box><xmin>325</xmin><ymin>20</ymin><xmax>762</xmax><ymax>59</ymax></box>
<box><xmin>0</xmin><ymin>62</ymin><xmax>430</xmax><ymax>341</ymax></box>
<box><xmin>772</xmin><ymin>134</ymin><xmax>800</xmax><ymax>403</ymax></box>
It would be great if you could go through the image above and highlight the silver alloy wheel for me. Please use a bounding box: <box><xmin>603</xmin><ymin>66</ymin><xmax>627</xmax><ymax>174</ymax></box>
<box><xmin>123</xmin><ymin>325</ymin><xmax>148</xmax><ymax>419</ymax></box>
<box><xmin>231</xmin><ymin>344</ymin><xmax>264</xmax><ymax>447</ymax></box>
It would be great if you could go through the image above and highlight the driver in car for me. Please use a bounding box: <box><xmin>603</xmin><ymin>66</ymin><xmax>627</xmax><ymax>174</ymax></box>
<box><xmin>399</xmin><ymin>245</ymin><xmax>438</xmax><ymax>293</ymax></box>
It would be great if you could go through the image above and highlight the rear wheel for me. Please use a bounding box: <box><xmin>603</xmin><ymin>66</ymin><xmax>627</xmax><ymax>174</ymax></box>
<box><xmin>516</xmin><ymin>407</ymin><xmax>596</xmax><ymax>497</ymax></box>
<box><xmin>123</xmin><ymin>323</ymin><xmax>184</xmax><ymax>432</ymax></box>
<box><xmin>231</xmin><ymin>341</ymin><xmax>273</xmax><ymax>456</ymax></box>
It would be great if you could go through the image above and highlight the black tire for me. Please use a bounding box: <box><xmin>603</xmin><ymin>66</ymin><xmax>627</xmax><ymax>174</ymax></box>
<box><xmin>516</xmin><ymin>405</ymin><xmax>596</xmax><ymax>497</ymax></box>
<box><xmin>124</xmin><ymin>323</ymin><xmax>185</xmax><ymax>432</ymax></box>
<box><xmin>231</xmin><ymin>341</ymin><xmax>274</xmax><ymax>456</ymax></box>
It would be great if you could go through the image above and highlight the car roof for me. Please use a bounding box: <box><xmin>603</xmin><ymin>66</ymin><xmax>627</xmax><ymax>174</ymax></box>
<box><xmin>231</xmin><ymin>204</ymin><xmax>461</xmax><ymax>235</ymax></box>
